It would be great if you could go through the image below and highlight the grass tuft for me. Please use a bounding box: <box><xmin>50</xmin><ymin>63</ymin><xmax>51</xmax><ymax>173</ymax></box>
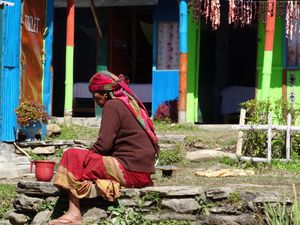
<box><xmin>48</xmin><ymin>125</ymin><xmax>98</xmax><ymax>140</ymax></box>
<box><xmin>0</xmin><ymin>184</ymin><xmax>16</xmax><ymax>218</ymax></box>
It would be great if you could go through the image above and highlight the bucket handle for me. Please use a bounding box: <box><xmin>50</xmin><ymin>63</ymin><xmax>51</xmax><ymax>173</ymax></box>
<box><xmin>13</xmin><ymin>142</ymin><xmax>33</xmax><ymax>171</ymax></box>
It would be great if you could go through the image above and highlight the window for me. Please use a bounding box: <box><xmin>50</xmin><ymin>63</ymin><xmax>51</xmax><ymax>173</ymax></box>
<box><xmin>286</xmin><ymin>31</ymin><xmax>300</xmax><ymax>68</ymax></box>
<box><xmin>156</xmin><ymin>22</ymin><xmax>179</xmax><ymax>70</ymax></box>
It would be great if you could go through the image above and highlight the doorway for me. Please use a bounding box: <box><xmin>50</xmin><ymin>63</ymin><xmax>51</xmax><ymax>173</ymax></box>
<box><xmin>52</xmin><ymin>6</ymin><xmax>153</xmax><ymax>117</ymax></box>
<box><xmin>52</xmin><ymin>8</ymin><xmax>97</xmax><ymax>117</ymax></box>
<box><xmin>108</xmin><ymin>6</ymin><xmax>153</xmax><ymax>114</ymax></box>
<box><xmin>199</xmin><ymin>21</ymin><xmax>257</xmax><ymax>124</ymax></box>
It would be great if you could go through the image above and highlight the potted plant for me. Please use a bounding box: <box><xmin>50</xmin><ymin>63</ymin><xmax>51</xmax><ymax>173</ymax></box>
<box><xmin>15</xmin><ymin>100</ymin><xmax>49</xmax><ymax>141</ymax></box>
<box><xmin>28</xmin><ymin>150</ymin><xmax>56</xmax><ymax>182</ymax></box>
<box><xmin>13</xmin><ymin>142</ymin><xmax>56</xmax><ymax>182</ymax></box>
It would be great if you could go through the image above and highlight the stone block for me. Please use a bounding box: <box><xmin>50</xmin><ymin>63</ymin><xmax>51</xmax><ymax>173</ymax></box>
<box><xmin>16</xmin><ymin>181</ymin><xmax>60</xmax><ymax>196</ymax></box>
<box><xmin>141</xmin><ymin>186</ymin><xmax>205</xmax><ymax>197</ymax></box>
<box><xmin>162</xmin><ymin>198</ymin><xmax>199</xmax><ymax>213</ymax></box>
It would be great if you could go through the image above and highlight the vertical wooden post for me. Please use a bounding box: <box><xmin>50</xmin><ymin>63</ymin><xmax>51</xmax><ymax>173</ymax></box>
<box><xmin>64</xmin><ymin>0</ymin><xmax>75</xmax><ymax>123</ymax></box>
<box><xmin>267</xmin><ymin>112</ymin><xmax>272</xmax><ymax>162</ymax></box>
<box><xmin>178</xmin><ymin>0</ymin><xmax>188</xmax><ymax>124</ymax></box>
<box><xmin>236</xmin><ymin>108</ymin><xmax>246</xmax><ymax>156</ymax></box>
<box><xmin>89</xmin><ymin>0</ymin><xmax>102</xmax><ymax>39</ymax></box>
<box><xmin>286</xmin><ymin>113</ymin><xmax>291</xmax><ymax>162</ymax></box>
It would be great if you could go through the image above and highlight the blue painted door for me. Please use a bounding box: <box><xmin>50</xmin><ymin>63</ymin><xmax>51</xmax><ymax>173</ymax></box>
<box><xmin>0</xmin><ymin>1</ymin><xmax>21</xmax><ymax>141</ymax></box>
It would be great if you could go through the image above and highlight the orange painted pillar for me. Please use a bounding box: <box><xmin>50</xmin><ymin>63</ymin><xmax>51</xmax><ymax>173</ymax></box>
<box><xmin>178</xmin><ymin>0</ymin><xmax>188</xmax><ymax>124</ymax></box>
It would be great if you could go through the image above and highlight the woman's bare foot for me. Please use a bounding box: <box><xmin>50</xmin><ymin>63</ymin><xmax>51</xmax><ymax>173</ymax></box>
<box><xmin>48</xmin><ymin>211</ymin><xmax>83</xmax><ymax>225</ymax></box>
<box><xmin>48</xmin><ymin>190</ymin><xmax>83</xmax><ymax>224</ymax></box>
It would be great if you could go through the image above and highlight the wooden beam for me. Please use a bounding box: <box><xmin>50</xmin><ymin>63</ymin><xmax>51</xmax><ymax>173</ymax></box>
<box><xmin>89</xmin><ymin>0</ymin><xmax>102</xmax><ymax>39</ymax></box>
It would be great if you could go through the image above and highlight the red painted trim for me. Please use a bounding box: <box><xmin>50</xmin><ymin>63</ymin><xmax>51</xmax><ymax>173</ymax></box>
<box><xmin>265</xmin><ymin>0</ymin><xmax>276</xmax><ymax>51</ymax></box>
<box><xmin>66</xmin><ymin>0</ymin><xmax>74</xmax><ymax>46</ymax></box>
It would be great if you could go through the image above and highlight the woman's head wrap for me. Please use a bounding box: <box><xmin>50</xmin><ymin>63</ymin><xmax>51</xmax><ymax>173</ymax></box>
<box><xmin>88</xmin><ymin>71</ymin><xmax>122</xmax><ymax>92</ymax></box>
<box><xmin>89</xmin><ymin>71</ymin><xmax>159</xmax><ymax>152</ymax></box>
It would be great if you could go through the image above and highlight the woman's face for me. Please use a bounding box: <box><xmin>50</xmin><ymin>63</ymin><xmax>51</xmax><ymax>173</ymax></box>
<box><xmin>93</xmin><ymin>91</ymin><xmax>108</xmax><ymax>107</ymax></box>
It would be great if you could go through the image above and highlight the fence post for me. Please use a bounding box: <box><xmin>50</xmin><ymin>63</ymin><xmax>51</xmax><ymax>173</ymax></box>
<box><xmin>286</xmin><ymin>113</ymin><xmax>292</xmax><ymax>161</ymax></box>
<box><xmin>267</xmin><ymin>112</ymin><xmax>272</xmax><ymax>162</ymax></box>
<box><xmin>236</xmin><ymin>108</ymin><xmax>246</xmax><ymax>156</ymax></box>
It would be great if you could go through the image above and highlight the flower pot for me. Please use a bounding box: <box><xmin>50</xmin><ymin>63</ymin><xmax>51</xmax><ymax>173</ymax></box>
<box><xmin>19</xmin><ymin>121</ymin><xmax>42</xmax><ymax>141</ymax></box>
<box><xmin>30</xmin><ymin>160</ymin><xmax>56</xmax><ymax>182</ymax></box>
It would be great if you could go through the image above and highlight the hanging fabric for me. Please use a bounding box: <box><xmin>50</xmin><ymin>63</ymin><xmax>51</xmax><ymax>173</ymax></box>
<box><xmin>228</xmin><ymin>0</ymin><xmax>258</xmax><ymax>27</ymax></box>
<box><xmin>286</xmin><ymin>1</ymin><xmax>300</xmax><ymax>40</ymax></box>
<box><xmin>210</xmin><ymin>0</ymin><xmax>220</xmax><ymax>30</ymax></box>
<box><xmin>188</xmin><ymin>0</ymin><xmax>300</xmax><ymax>38</ymax></box>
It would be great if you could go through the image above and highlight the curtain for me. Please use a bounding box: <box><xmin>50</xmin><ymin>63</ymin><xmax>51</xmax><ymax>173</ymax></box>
<box><xmin>287</xmin><ymin>22</ymin><xmax>300</xmax><ymax>67</ymax></box>
<box><xmin>157</xmin><ymin>22</ymin><xmax>179</xmax><ymax>70</ymax></box>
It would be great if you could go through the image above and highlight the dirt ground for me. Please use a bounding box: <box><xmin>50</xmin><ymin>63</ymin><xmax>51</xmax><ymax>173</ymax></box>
<box><xmin>154</xmin><ymin>125</ymin><xmax>300</xmax><ymax>199</ymax></box>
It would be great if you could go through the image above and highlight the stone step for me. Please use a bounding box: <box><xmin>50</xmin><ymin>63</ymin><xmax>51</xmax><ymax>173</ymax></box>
<box><xmin>7</xmin><ymin>181</ymin><xmax>292</xmax><ymax>225</ymax></box>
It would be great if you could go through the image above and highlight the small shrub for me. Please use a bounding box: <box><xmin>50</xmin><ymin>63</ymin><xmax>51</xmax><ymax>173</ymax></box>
<box><xmin>141</xmin><ymin>191</ymin><xmax>161</xmax><ymax>207</ymax></box>
<box><xmin>154</xmin><ymin>99</ymin><xmax>178</xmax><ymax>123</ymax></box>
<box><xmin>101</xmin><ymin>202</ymin><xmax>144</xmax><ymax>225</ymax></box>
<box><xmin>100</xmin><ymin>201</ymin><xmax>192</xmax><ymax>225</ymax></box>
<box><xmin>227</xmin><ymin>192</ymin><xmax>242</xmax><ymax>204</ymax></box>
<box><xmin>54</xmin><ymin>148</ymin><xmax>64</xmax><ymax>159</ymax></box>
<box><xmin>240</xmin><ymin>99</ymin><xmax>300</xmax><ymax>159</ymax></box>
<box><xmin>263</xmin><ymin>202</ymin><xmax>290</xmax><ymax>225</ymax></box>
<box><xmin>37</xmin><ymin>199</ymin><xmax>57</xmax><ymax>212</ymax></box>
<box><xmin>157</xmin><ymin>146</ymin><xmax>185</xmax><ymax>166</ymax></box>
<box><xmin>195</xmin><ymin>195</ymin><xmax>214</xmax><ymax>215</ymax></box>
<box><xmin>291</xmin><ymin>184</ymin><xmax>300</xmax><ymax>225</ymax></box>
<box><xmin>261</xmin><ymin>184</ymin><xmax>300</xmax><ymax>225</ymax></box>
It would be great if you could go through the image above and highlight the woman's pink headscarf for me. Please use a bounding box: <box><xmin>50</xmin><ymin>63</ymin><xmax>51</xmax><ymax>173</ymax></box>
<box><xmin>89</xmin><ymin>71</ymin><xmax>159</xmax><ymax>153</ymax></box>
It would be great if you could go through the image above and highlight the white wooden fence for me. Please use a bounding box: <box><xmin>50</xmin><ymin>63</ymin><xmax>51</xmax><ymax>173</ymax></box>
<box><xmin>234</xmin><ymin>109</ymin><xmax>300</xmax><ymax>163</ymax></box>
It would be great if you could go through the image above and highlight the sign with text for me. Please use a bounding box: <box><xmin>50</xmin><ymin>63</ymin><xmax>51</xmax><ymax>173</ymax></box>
<box><xmin>20</xmin><ymin>0</ymin><xmax>46</xmax><ymax>102</ymax></box>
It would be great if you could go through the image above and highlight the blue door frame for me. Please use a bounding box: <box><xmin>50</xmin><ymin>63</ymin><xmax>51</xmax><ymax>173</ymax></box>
<box><xmin>0</xmin><ymin>9</ymin><xmax>3</xmax><ymax>138</ymax></box>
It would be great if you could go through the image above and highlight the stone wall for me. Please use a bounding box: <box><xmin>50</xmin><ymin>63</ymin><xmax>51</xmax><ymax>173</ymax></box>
<box><xmin>4</xmin><ymin>181</ymin><xmax>292</xmax><ymax>225</ymax></box>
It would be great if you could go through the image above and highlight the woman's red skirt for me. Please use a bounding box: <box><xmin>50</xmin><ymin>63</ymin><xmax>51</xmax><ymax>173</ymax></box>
<box><xmin>53</xmin><ymin>148</ymin><xmax>153</xmax><ymax>201</ymax></box>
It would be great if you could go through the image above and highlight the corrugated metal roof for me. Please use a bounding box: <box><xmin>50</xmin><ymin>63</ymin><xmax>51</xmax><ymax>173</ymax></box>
<box><xmin>55</xmin><ymin>0</ymin><xmax>158</xmax><ymax>8</ymax></box>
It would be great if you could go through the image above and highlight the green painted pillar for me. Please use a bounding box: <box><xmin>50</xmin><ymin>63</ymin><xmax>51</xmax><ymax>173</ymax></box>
<box><xmin>186</xmin><ymin>11</ymin><xmax>201</xmax><ymax>123</ymax></box>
